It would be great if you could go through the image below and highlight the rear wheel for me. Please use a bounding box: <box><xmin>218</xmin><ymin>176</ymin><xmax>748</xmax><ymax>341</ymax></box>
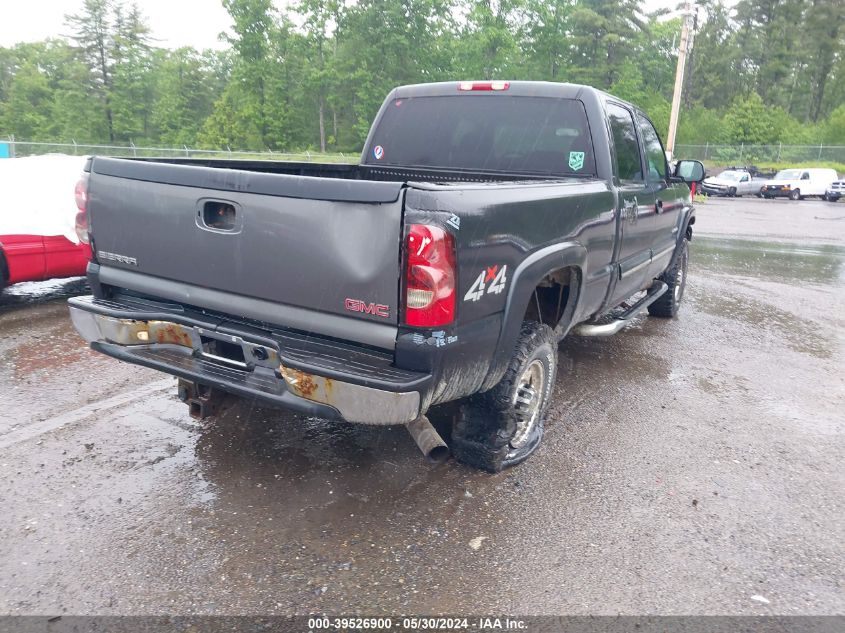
<box><xmin>648</xmin><ymin>238</ymin><xmax>688</xmax><ymax>318</ymax></box>
<box><xmin>451</xmin><ymin>321</ymin><xmax>557</xmax><ymax>472</ymax></box>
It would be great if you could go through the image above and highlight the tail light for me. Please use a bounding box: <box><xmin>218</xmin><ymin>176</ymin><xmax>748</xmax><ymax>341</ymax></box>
<box><xmin>74</xmin><ymin>173</ymin><xmax>89</xmax><ymax>244</ymax></box>
<box><xmin>403</xmin><ymin>224</ymin><xmax>456</xmax><ymax>327</ymax></box>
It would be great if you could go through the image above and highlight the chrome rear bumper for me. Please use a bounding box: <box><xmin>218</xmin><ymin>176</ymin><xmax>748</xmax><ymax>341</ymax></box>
<box><xmin>69</xmin><ymin>300</ymin><xmax>423</xmax><ymax>425</ymax></box>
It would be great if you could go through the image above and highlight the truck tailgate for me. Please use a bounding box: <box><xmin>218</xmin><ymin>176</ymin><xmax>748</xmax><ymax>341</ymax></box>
<box><xmin>87</xmin><ymin>158</ymin><xmax>405</xmax><ymax>341</ymax></box>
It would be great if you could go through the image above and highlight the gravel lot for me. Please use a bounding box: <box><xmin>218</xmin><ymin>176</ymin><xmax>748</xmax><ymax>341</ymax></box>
<box><xmin>0</xmin><ymin>196</ymin><xmax>842</xmax><ymax>616</ymax></box>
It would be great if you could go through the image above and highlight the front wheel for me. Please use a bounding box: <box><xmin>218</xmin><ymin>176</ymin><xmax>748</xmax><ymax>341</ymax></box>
<box><xmin>789</xmin><ymin>189</ymin><xmax>801</xmax><ymax>201</ymax></box>
<box><xmin>648</xmin><ymin>238</ymin><xmax>689</xmax><ymax>318</ymax></box>
<box><xmin>451</xmin><ymin>321</ymin><xmax>557</xmax><ymax>472</ymax></box>
<box><xmin>728</xmin><ymin>187</ymin><xmax>737</xmax><ymax>197</ymax></box>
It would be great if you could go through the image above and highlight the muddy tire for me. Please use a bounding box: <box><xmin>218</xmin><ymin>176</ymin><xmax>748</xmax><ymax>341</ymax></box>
<box><xmin>451</xmin><ymin>321</ymin><xmax>557</xmax><ymax>473</ymax></box>
<box><xmin>648</xmin><ymin>238</ymin><xmax>689</xmax><ymax>318</ymax></box>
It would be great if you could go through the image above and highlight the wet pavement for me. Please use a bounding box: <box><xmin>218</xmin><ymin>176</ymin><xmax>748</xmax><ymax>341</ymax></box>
<box><xmin>0</xmin><ymin>197</ymin><xmax>843</xmax><ymax>615</ymax></box>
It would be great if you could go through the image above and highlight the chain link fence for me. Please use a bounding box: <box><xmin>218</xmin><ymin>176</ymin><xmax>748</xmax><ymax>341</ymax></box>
<box><xmin>0</xmin><ymin>138</ymin><xmax>351</xmax><ymax>162</ymax></box>
<box><xmin>2</xmin><ymin>138</ymin><xmax>844</xmax><ymax>168</ymax></box>
<box><xmin>675</xmin><ymin>143</ymin><xmax>845</xmax><ymax>165</ymax></box>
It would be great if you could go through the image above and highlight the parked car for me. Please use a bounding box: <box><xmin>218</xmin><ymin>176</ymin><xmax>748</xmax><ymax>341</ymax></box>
<box><xmin>824</xmin><ymin>179</ymin><xmax>844</xmax><ymax>202</ymax></box>
<box><xmin>760</xmin><ymin>167</ymin><xmax>838</xmax><ymax>200</ymax></box>
<box><xmin>68</xmin><ymin>80</ymin><xmax>703</xmax><ymax>472</ymax></box>
<box><xmin>700</xmin><ymin>169</ymin><xmax>763</xmax><ymax>197</ymax></box>
<box><xmin>1</xmin><ymin>155</ymin><xmax>91</xmax><ymax>292</ymax></box>
<box><xmin>1</xmin><ymin>235</ymin><xmax>91</xmax><ymax>291</ymax></box>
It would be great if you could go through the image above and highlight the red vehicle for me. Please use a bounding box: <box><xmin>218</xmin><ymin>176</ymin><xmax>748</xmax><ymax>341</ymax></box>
<box><xmin>1</xmin><ymin>234</ymin><xmax>91</xmax><ymax>290</ymax></box>
<box><xmin>1</xmin><ymin>155</ymin><xmax>91</xmax><ymax>291</ymax></box>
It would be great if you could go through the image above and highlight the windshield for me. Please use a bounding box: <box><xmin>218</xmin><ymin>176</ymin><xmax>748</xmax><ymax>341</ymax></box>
<box><xmin>776</xmin><ymin>169</ymin><xmax>803</xmax><ymax>180</ymax></box>
<box><xmin>365</xmin><ymin>95</ymin><xmax>596</xmax><ymax>176</ymax></box>
<box><xmin>718</xmin><ymin>171</ymin><xmax>743</xmax><ymax>181</ymax></box>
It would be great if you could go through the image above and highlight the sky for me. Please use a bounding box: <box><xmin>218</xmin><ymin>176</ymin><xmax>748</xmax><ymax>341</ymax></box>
<box><xmin>0</xmin><ymin>0</ymin><xmax>683</xmax><ymax>51</ymax></box>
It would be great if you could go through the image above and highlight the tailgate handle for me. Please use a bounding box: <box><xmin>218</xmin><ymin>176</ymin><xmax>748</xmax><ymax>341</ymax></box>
<box><xmin>199</xmin><ymin>200</ymin><xmax>241</xmax><ymax>232</ymax></box>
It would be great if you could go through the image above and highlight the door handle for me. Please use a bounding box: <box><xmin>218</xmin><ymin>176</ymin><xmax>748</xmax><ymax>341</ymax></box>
<box><xmin>196</xmin><ymin>198</ymin><xmax>243</xmax><ymax>233</ymax></box>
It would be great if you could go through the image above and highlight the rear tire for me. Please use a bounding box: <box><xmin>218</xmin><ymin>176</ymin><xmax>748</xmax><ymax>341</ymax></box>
<box><xmin>648</xmin><ymin>238</ymin><xmax>688</xmax><ymax>318</ymax></box>
<box><xmin>451</xmin><ymin>321</ymin><xmax>557</xmax><ymax>472</ymax></box>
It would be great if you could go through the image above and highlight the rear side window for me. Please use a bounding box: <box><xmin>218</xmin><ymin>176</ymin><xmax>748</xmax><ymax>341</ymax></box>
<box><xmin>607</xmin><ymin>103</ymin><xmax>643</xmax><ymax>183</ymax></box>
<box><xmin>365</xmin><ymin>95</ymin><xmax>596</xmax><ymax>176</ymax></box>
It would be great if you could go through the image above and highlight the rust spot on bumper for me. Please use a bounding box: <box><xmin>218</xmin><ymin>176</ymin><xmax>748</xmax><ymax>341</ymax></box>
<box><xmin>148</xmin><ymin>321</ymin><xmax>194</xmax><ymax>348</ymax></box>
<box><xmin>280</xmin><ymin>366</ymin><xmax>334</xmax><ymax>404</ymax></box>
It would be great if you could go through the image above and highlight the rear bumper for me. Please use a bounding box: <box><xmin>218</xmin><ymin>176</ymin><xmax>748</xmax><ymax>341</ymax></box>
<box><xmin>69</xmin><ymin>295</ymin><xmax>428</xmax><ymax>425</ymax></box>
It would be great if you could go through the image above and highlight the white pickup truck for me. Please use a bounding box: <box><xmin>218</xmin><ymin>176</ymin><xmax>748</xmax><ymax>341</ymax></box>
<box><xmin>700</xmin><ymin>169</ymin><xmax>763</xmax><ymax>197</ymax></box>
<box><xmin>825</xmin><ymin>178</ymin><xmax>844</xmax><ymax>202</ymax></box>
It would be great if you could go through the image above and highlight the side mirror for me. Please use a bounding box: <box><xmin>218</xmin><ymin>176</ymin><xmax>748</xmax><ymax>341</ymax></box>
<box><xmin>674</xmin><ymin>159</ymin><xmax>705</xmax><ymax>184</ymax></box>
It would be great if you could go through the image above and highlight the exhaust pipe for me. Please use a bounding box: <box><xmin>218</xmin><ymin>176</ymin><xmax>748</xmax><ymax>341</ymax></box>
<box><xmin>407</xmin><ymin>415</ymin><xmax>450</xmax><ymax>464</ymax></box>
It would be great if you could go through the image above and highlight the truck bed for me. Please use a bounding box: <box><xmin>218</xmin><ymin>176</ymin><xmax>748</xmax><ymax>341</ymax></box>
<box><xmin>122</xmin><ymin>157</ymin><xmax>563</xmax><ymax>185</ymax></box>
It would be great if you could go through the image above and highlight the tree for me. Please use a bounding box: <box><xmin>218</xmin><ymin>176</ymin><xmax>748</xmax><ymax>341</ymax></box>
<box><xmin>151</xmin><ymin>48</ymin><xmax>217</xmax><ymax>146</ymax></box>
<box><xmin>522</xmin><ymin>0</ymin><xmax>574</xmax><ymax>80</ymax></box>
<box><xmin>201</xmin><ymin>0</ymin><xmax>278</xmax><ymax>149</ymax></box>
<box><xmin>721</xmin><ymin>92</ymin><xmax>780</xmax><ymax>144</ymax></box>
<box><xmin>0</xmin><ymin>60</ymin><xmax>52</xmax><ymax>140</ymax></box>
<box><xmin>455</xmin><ymin>0</ymin><xmax>523</xmax><ymax>79</ymax></box>
<box><xmin>64</xmin><ymin>0</ymin><xmax>151</xmax><ymax>142</ymax></box>
<box><xmin>567</xmin><ymin>0</ymin><xmax>647</xmax><ymax>87</ymax></box>
<box><xmin>1</xmin><ymin>0</ymin><xmax>843</xmax><ymax>154</ymax></box>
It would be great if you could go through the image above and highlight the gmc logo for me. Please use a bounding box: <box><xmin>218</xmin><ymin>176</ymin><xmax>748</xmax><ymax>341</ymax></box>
<box><xmin>345</xmin><ymin>298</ymin><xmax>390</xmax><ymax>318</ymax></box>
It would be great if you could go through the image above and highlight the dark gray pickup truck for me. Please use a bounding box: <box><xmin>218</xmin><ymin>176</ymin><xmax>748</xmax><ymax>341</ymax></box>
<box><xmin>69</xmin><ymin>80</ymin><xmax>703</xmax><ymax>472</ymax></box>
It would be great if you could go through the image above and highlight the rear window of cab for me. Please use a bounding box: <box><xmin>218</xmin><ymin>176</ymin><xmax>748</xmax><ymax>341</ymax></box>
<box><xmin>365</xmin><ymin>95</ymin><xmax>596</xmax><ymax>177</ymax></box>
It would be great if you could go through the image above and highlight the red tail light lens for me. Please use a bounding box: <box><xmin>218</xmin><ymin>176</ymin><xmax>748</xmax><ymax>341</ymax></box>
<box><xmin>74</xmin><ymin>173</ymin><xmax>90</xmax><ymax>244</ymax></box>
<box><xmin>404</xmin><ymin>224</ymin><xmax>456</xmax><ymax>327</ymax></box>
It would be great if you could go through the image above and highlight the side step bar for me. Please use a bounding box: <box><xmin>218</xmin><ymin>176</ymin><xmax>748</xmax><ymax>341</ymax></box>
<box><xmin>573</xmin><ymin>281</ymin><xmax>668</xmax><ymax>337</ymax></box>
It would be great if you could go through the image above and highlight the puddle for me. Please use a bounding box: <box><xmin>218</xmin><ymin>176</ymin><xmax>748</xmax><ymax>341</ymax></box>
<box><xmin>694</xmin><ymin>285</ymin><xmax>833</xmax><ymax>359</ymax></box>
<box><xmin>692</xmin><ymin>237</ymin><xmax>845</xmax><ymax>286</ymax></box>
<box><xmin>0</xmin><ymin>277</ymin><xmax>89</xmax><ymax>313</ymax></box>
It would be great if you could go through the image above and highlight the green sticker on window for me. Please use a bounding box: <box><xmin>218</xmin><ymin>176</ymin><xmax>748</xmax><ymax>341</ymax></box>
<box><xmin>569</xmin><ymin>151</ymin><xmax>585</xmax><ymax>171</ymax></box>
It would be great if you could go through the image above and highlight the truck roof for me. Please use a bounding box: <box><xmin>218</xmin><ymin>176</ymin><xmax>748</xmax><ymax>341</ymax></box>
<box><xmin>390</xmin><ymin>80</ymin><xmax>635</xmax><ymax>110</ymax></box>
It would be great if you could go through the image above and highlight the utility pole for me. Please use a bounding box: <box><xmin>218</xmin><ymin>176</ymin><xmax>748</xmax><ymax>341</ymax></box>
<box><xmin>666</xmin><ymin>0</ymin><xmax>694</xmax><ymax>159</ymax></box>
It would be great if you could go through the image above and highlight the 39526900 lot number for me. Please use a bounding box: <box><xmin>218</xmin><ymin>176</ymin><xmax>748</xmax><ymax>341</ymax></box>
<box><xmin>306</xmin><ymin>617</ymin><xmax>471</xmax><ymax>630</ymax></box>
<box><xmin>308</xmin><ymin>617</ymin><xmax>394</xmax><ymax>630</ymax></box>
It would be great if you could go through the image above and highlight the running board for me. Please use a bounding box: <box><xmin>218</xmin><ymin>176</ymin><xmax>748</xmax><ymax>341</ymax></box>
<box><xmin>573</xmin><ymin>281</ymin><xmax>668</xmax><ymax>337</ymax></box>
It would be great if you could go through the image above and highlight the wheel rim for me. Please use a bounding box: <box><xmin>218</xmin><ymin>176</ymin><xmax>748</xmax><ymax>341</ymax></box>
<box><xmin>511</xmin><ymin>359</ymin><xmax>545</xmax><ymax>449</ymax></box>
